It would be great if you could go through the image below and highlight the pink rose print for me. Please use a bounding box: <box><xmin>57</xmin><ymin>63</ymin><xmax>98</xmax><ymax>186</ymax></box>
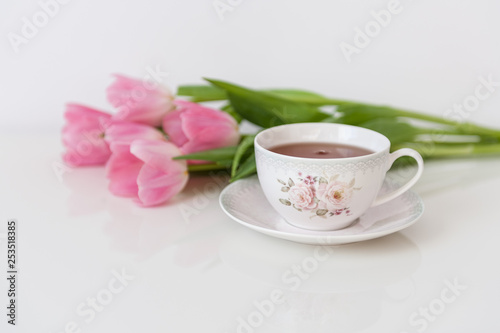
<box><xmin>317</xmin><ymin>180</ymin><xmax>354</xmax><ymax>211</ymax></box>
<box><xmin>288</xmin><ymin>183</ymin><xmax>317</xmax><ymax>210</ymax></box>
<box><xmin>278</xmin><ymin>174</ymin><xmax>359</xmax><ymax>219</ymax></box>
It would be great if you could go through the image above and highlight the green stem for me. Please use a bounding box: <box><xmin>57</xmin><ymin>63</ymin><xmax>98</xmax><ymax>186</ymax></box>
<box><xmin>394</xmin><ymin>142</ymin><xmax>500</xmax><ymax>158</ymax></box>
<box><xmin>415</xmin><ymin>128</ymin><xmax>464</xmax><ymax>136</ymax></box>
<box><xmin>179</xmin><ymin>83</ymin><xmax>500</xmax><ymax>139</ymax></box>
<box><xmin>187</xmin><ymin>164</ymin><xmax>229</xmax><ymax>172</ymax></box>
<box><xmin>346</xmin><ymin>102</ymin><xmax>500</xmax><ymax>138</ymax></box>
<box><xmin>413</xmin><ymin>128</ymin><xmax>500</xmax><ymax>142</ymax></box>
<box><xmin>319</xmin><ymin>97</ymin><xmax>500</xmax><ymax>138</ymax></box>
<box><xmin>395</xmin><ymin>109</ymin><xmax>500</xmax><ymax>138</ymax></box>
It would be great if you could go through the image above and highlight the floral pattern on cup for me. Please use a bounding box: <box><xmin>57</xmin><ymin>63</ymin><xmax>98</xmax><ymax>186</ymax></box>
<box><xmin>278</xmin><ymin>173</ymin><xmax>361</xmax><ymax>219</ymax></box>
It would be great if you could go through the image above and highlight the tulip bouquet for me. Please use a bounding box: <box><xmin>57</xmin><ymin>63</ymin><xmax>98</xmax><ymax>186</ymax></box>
<box><xmin>62</xmin><ymin>75</ymin><xmax>500</xmax><ymax>207</ymax></box>
<box><xmin>62</xmin><ymin>75</ymin><xmax>240</xmax><ymax>207</ymax></box>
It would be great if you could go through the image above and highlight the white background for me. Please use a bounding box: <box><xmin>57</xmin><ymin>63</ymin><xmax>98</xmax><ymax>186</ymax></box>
<box><xmin>1</xmin><ymin>0</ymin><xmax>500</xmax><ymax>132</ymax></box>
<box><xmin>1</xmin><ymin>1</ymin><xmax>500</xmax><ymax>333</ymax></box>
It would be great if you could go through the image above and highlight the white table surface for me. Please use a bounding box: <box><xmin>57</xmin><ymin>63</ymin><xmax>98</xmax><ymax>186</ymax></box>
<box><xmin>1</xmin><ymin>132</ymin><xmax>499</xmax><ymax>333</ymax></box>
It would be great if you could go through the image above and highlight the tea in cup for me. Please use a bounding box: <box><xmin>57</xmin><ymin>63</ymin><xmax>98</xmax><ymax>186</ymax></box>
<box><xmin>254</xmin><ymin>123</ymin><xmax>424</xmax><ymax>231</ymax></box>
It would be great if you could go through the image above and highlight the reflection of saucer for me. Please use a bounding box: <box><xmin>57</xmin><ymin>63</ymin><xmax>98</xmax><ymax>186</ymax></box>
<box><xmin>219</xmin><ymin>176</ymin><xmax>424</xmax><ymax>245</ymax></box>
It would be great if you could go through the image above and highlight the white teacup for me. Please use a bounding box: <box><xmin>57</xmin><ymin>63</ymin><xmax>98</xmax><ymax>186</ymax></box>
<box><xmin>254</xmin><ymin>123</ymin><xmax>424</xmax><ymax>231</ymax></box>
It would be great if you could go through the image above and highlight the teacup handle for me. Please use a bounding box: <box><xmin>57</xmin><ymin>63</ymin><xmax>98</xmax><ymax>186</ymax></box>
<box><xmin>371</xmin><ymin>148</ymin><xmax>424</xmax><ymax>207</ymax></box>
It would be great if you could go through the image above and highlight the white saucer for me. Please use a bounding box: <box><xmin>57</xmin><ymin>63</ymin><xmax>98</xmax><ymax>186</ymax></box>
<box><xmin>219</xmin><ymin>176</ymin><xmax>424</xmax><ymax>245</ymax></box>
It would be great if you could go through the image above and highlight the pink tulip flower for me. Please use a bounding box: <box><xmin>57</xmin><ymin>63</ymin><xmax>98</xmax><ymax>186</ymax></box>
<box><xmin>105</xmin><ymin>121</ymin><xmax>165</xmax><ymax>145</ymax></box>
<box><xmin>162</xmin><ymin>100</ymin><xmax>240</xmax><ymax>162</ymax></box>
<box><xmin>106</xmin><ymin>139</ymin><xmax>188</xmax><ymax>207</ymax></box>
<box><xmin>107</xmin><ymin>74</ymin><xmax>174</xmax><ymax>127</ymax></box>
<box><xmin>62</xmin><ymin>103</ymin><xmax>112</xmax><ymax>166</ymax></box>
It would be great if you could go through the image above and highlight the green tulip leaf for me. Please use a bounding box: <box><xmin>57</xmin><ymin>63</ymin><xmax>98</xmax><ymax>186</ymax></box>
<box><xmin>359</xmin><ymin>118</ymin><xmax>421</xmax><ymax>146</ymax></box>
<box><xmin>177</xmin><ymin>84</ymin><xmax>227</xmax><ymax>102</ymax></box>
<box><xmin>204</xmin><ymin>78</ymin><xmax>330</xmax><ymax>128</ymax></box>
<box><xmin>334</xmin><ymin>104</ymin><xmax>402</xmax><ymax>125</ymax></box>
<box><xmin>265</xmin><ymin>89</ymin><xmax>334</xmax><ymax>105</ymax></box>
<box><xmin>173</xmin><ymin>145</ymin><xmax>237</xmax><ymax>162</ymax></box>
<box><xmin>230</xmin><ymin>152</ymin><xmax>257</xmax><ymax>182</ymax></box>
<box><xmin>231</xmin><ymin>135</ymin><xmax>255</xmax><ymax>177</ymax></box>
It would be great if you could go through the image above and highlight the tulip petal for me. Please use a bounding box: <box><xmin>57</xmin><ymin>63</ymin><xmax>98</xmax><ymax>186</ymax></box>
<box><xmin>162</xmin><ymin>110</ymin><xmax>188</xmax><ymax>147</ymax></box>
<box><xmin>163</xmin><ymin>101</ymin><xmax>240</xmax><ymax>160</ymax></box>
<box><xmin>180</xmin><ymin>108</ymin><xmax>239</xmax><ymax>154</ymax></box>
<box><xmin>105</xmin><ymin>143</ymin><xmax>142</xmax><ymax>197</ymax></box>
<box><xmin>107</xmin><ymin>74</ymin><xmax>174</xmax><ymax>127</ymax></box>
<box><xmin>134</xmin><ymin>164</ymin><xmax>188</xmax><ymax>207</ymax></box>
<box><xmin>130</xmin><ymin>140</ymin><xmax>188</xmax><ymax>206</ymax></box>
<box><xmin>62</xmin><ymin>103</ymin><xmax>112</xmax><ymax>166</ymax></box>
<box><xmin>105</xmin><ymin>121</ymin><xmax>165</xmax><ymax>145</ymax></box>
